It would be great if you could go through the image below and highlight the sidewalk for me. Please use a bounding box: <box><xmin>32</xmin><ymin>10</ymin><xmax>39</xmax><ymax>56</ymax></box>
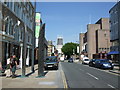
<box><xmin>0</xmin><ymin>63</ymin><xmax>66</xmax><ymax>88</ymax></box>
<box><xmin>109</xmin><ymin>65</ymin><xmax>120</xmax><ymax>74</ymax></box>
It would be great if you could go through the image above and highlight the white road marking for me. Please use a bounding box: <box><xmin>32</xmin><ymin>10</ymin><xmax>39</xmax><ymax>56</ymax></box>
<box><xmin>77</xmin><ymin>63</ymin><xmax>120</xmax><ymax>76</ymax></box>
<box><xmin>87</xmin><ymin>73</ymin><xmax>99</xmax><ymax>80</ymax></box>
<box><xmin>38</xmin><ymin>82</ymin><xmax>55</xmax><ymax>85</ymax></box>
<box><xmin>107</xmin><ymin>84</ymin><xmax>115</xmax><ymax>88</ymax></box>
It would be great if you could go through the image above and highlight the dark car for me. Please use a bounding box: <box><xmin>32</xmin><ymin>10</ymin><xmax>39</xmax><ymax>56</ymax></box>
<box><xmin>89</xmin><ymin>59</ymin><xmax>97</xmax><ymax>67</ymax></box>
<box><xmin>68</xmin><ymin>58</ymin><xmax>73</xmax><ymax>63</ymax></box>
<box><xmin>94</xmin><ymin>59</ymin><xmax>114</xmax><ymax>70</ymax></box>
<box><xmin>44</xmin><ymin>56</ymin><xmax>59</xmax><ymax>70</ymax></box>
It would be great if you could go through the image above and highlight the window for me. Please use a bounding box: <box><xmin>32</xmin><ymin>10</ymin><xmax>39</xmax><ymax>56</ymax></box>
<box><xmin>5</xmin><ymin>20</ymin><xmax>8</xmax><ymax>34</ymax></box>
<box><xmin>104</xmin><ymin>34</ymin><xmax>107</xmax><ymax>37</ymax></box>
<box><xmin>9</xmin><ymin>19</ymin><xmax>13</xmax><ymax>35</ymax></box>
<box><xmin>20</xmin><ymin>30</ymin><xmax>23</xmax><ymax>41</ymax></box>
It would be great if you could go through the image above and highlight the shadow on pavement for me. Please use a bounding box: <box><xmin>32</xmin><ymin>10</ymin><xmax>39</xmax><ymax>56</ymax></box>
<box><xmin>45</xmin><ymin>68</ymin><xmax>59</xmax><ymax>71</ymax></box>
<box><xmin>44</xmin><ymin>71</ymin><xmax>48</xmax><ymax>76</ymax></box>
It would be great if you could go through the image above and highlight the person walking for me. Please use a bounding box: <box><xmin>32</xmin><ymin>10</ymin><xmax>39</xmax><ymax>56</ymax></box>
<box><xmin>5</xmin><ymin>56</ymin><xmax>12</xmax><ymax>78</ymax></box>
<box><xmin>10</xmin><ymin>55</ymin><xmax>17</xmax><ymax>78</ymax></box>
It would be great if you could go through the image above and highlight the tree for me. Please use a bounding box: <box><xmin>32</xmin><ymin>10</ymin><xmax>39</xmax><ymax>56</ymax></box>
<box><xmin>61</xmin><ymin>42</ymin><xmax>79</xmax><ymax>59</ymax></box>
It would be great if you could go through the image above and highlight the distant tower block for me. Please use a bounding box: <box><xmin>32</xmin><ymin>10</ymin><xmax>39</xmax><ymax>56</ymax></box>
<box><xmin>57</xmin><ymin>37</ymin><xmax>63</xmax><ymax>45</ymax></box>
<box><xmin>56</xmin><ymin>36</ymin><xmax>63</xmax><ymax>54</ymax></box>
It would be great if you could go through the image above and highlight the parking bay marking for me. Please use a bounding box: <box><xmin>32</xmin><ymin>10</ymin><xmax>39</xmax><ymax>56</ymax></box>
<box><xmin>87</xmin><ymin>73</ymin><xmax>99</xmax><ymax>80</ymax></box>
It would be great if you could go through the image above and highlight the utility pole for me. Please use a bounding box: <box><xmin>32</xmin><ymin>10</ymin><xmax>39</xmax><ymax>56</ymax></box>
<box><xmin>37</xmin><ymin>23</ymin><xmax>45</xmax><ymax>77</ymax></box>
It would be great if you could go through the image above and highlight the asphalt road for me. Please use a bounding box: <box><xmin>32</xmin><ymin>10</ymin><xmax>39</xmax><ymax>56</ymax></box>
<box><xmin>61</xmin><ymin>61</ymin><xmax>119</xmax><ymax>89</ymax></box>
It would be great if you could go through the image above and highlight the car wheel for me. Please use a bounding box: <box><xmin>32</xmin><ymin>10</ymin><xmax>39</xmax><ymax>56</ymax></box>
<box><xmin>44</xmin><ymin>67</ymin><xmax>47</xmax><ymax>70</ymax></box>
<box><xmin>56</xmin><ymin>67</ymin><xmax>58</xmax><ymax>70</ymax></box>
<box><xmin>95</xmin><ymin>65</ymin><xmax>97</xmax><ymax>68</ymax></box>
<box><xmin>111</xmin><ymin>67</ymin><xmax>113</xmax><ymax>70</ymax></box>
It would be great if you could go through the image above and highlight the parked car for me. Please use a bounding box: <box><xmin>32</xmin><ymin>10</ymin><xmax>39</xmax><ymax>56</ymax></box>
<box><xmin>44</xmin><ymin>56</ymin><xmax>59</xmax><ymax>70</ymax></box>
<box><xmin>94</xmin><ymin>59</ymin><xmax>114</xmax><ymax>70</ymax></box>
<box><xmin>89</xmin><ymin>59</ymin><xmax>97</xmax><ymax>67</ymax></box>
<box><xmin>68</xmin><ymin>57</ymin><xmax>73</xmax><ymax>63</ymax></box>
<box><xmin>82</xmin><ymin>57</ymin><xmax>90</xmax><ymax>64</ymax></box>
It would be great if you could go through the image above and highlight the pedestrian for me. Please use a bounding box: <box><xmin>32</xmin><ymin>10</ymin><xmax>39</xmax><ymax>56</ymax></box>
<box><xmin>10</xmin><ymin>55</ymin><xmax>17</xmax><ymax>78</ymax></box>
<box><xmin>5</xmin><ymin>56</ymin><xmax>12</xmax><ymax>78</ymax></box>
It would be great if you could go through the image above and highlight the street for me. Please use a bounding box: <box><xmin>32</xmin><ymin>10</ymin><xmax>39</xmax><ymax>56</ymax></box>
<box><xmin>1</xmin><ymin>1</ymin><xmax>120</xmax><ymax>90</ymax></box>
<box><xmin>61</xmin><ymin>61</ymin><xmax>119</xmax><ymax>89</ymax></box>
<box><xmin>0</xmin><ymin>61</ymin><xmax>119</xmax><ymax>89</ymax></box>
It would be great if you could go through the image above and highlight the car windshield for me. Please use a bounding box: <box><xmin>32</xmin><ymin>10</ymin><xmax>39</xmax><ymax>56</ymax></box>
<box><xmin>91</xmin><ymin>59</ymin><xmax>96</xmax><ymax>61</ymax></box>
<box><xmin>99</xmin><ymin>59</ymin><xmax>110</xmax><ymax>63</ymax></box>
<box><xmin>84</xmin><ymin>59</ymin><xmax>89</xmax><ymax>61</ymax></box>
<box><xmin>45</xmin><ymin>57</ymin><xmax>57</xmax><ymax>62</ymax></box>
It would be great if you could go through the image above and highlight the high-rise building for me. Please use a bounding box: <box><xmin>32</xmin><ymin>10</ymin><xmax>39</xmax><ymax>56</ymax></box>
<box><xmin>56</xmin><ymin>36</ymin><xmax>63</xmax><ymax>54</ymax></box>
<box><xmin>109</xmin><ymin>1</ymin><xmax>120</xmax><ymax>63</ymax></box>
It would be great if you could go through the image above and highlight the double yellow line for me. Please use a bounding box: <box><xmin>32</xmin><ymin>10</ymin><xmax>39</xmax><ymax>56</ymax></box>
<box><xmin>61</xmin><ymin>70</ymin><xmax>68</xmax><ymax>88</ymax></box>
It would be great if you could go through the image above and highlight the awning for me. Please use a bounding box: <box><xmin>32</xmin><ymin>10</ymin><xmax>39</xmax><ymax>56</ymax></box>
<box><xmin>108</xmin><ymin>51</ymin><xmax>120</xmax><ymax>55</ymax></box>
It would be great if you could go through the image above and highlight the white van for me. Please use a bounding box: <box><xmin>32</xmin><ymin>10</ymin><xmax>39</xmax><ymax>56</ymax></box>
<box><xmin>82</xmin><ymin>57</ymin><xmax>90</xmax><ymax>64</ymax></box>
<box><xmin>60</xmin><ymin>56</ymin><xmax>64</xmax><ymax>62</ymax></box>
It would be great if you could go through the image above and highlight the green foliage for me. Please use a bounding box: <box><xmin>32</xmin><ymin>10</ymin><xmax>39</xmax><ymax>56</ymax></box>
<box><xmin>61</xmin><ymin>42</ymin><xmax>79</xmax><ymax>58</ymax></box>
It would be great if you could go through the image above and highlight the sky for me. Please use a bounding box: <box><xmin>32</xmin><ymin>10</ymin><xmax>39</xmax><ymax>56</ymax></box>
<box><xmin>36</xmin><ymin>2</ymin><xmax>116</xmax><ymax>45</ymax></box>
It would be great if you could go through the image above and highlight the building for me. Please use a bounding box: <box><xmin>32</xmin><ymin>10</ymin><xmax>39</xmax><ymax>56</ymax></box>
<box><xmin>109</xmin><ymin>1</ymin><xmax>120</xmax><ymax>63</ymax></box>
<box><xmin>79</xmin><ymin>18</ymin><xmax>111</xmax><ymax>59</ymax></box>
<box><xmin>56</xmin><ymin>36</ymin><xmax>63</xmax><ymax>55</ymax></box>
<box><xmin>79</xmin><ymin>33</ymin><xmax>87</xmax><ymax>53</ymax></box>
<box><xmin>0</xmin><ymin>1</ymin><xmax>35</xmax><ymax>68</ymax></box>
<box><xmin>47</xmin><ymin>40</ymin><xmax>55</xmax><ymax>56</ymax></box>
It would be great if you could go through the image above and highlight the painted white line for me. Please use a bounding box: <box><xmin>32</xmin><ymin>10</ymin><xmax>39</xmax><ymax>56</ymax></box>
<box><xmin>77</xmin><ymin>63</ymin><xmax>120</xmax><ymax>76</ymax></box>
<box><xmin>107</xmin><ymin>84</ymin><xmax>115</xmax><ymax>88</ymax></box>
<box><xmin>38</xmin><ymin>82</ymin><xmax>55</xmax><ymax>85</ymax></box>
<box><xmin>87</xmin><ymin>73</ymin><xmax>99</xmax><ymax>80</ymax></box>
